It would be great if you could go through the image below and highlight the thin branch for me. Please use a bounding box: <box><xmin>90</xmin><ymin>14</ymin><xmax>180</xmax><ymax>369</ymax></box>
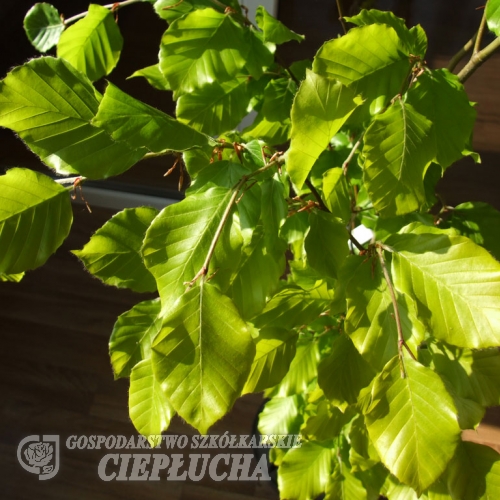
<box><xmin>55</xmin><ymin>176</ymin><xmax>84</xmax><ymax>185</ymax></box>
<box><xmin>342</xmin><ymin>134</ymin><xmax>363</xmax><ymax>176</ymax></box>
<box><xmin>335</xmin><ymin>0</ymin><xmax>348</xmax><ymax>35</ymax></box>
<box><xmin>447</xmin><ymin>32</ymin><xmax>477</xmax><ymax>72</ymax></box>
<box><xmin>304</xmin><ymin>178</ymin><xmax>366</xmax><ymax>251</ymax></box>
<box><xmin>186</xmin><ymin>154</ymin><xmax>284</xmax><ymax>288</ymax></box>
<box><xmin>305</xmin><ymin>178</ymin><xmax>328</xmax><ymax>211</ymax></box>
<box><xmin>474</xmin><ymin>7</ymin><xmax>488</xmax><ymax>54</ymax></box>
<box><xmin>376</xmin><ymin>246</ymin><xmax>417</xmax><ymax>378</ymax></box>
<box><xmin>63</xmin><ymin>0</ymin><xmax>145</xmax><ymax>25</ymax></box>
<box><xmin>349</xmin><ymin>233</ymin><xmax>366</xmax><ymax>252</ymax></box>
<box><xmin>457</xmin><ymin>36</ymin><xmax>500</xmax><ymax>82</ymax></box>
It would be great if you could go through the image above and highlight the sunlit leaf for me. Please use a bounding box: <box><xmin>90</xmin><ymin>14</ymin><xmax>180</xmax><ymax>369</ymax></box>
<box><xmin>326</xmin><ymin>459</ymin><xmax>368</xmax><ymax>500</ymax></box>
<box><xmin>444</xmin><ymin>201</ymin><xmax>500</xmax><ymax>260</ymax></box>
<box><xmin>345</xmin><ymin>255</ymin><xmax>425</xmax><ymax>371</ymax></box>
<box><xmin>345</xmin><ymin>8</ymin><xmax>426</xmax><ymax>57</ymax></box>
<box><xmin>365</xmin><ymin>356</ymin><xmax>461</xmax><ymax>494</ymax></box>
<box><xmin>243</xmin><ymin>328</ymin><xmax>298</xmax><ymax>394</ymax></box>
<box><xmin>57</xmin><ymin>4</ymin><xmax>123</xmax><ymax>81</ymax></box>
<box><xmin>129</xmin><ymin>358</ymin><xmax>175</xmax><ymax>446</ymax></box>
<box><xmin>0</xmin><ymin>168</ymin><xmax>72</xmax><ymax>274</ymax></box>
<box><xmin>313</xmin><ymin>24</ymin><xmax>412</xmax><ymax>118</ymax></box>
<box><xmin>288</xmin><ymin>70</ymin><xmax>361</xmax><ymax>189</ymax></box>
<box><xmin>142</xmin><ymin>186</ymin><xmax>242</xmax><ymax>315</ymax></box>
<box><xmin>255</xmin><ymin>6</ymin><xmax>304</xmax><ymax>44</ymax></box>
<box><xmin>362</xmin><ymin>99</ymin><xmax>435</xmax><ymax>217</ymax></box>
<box><xmin>388</xmin><ymin>225</ymin><xmax>500</xmax><ymax>348</ymax></box>
<box><xmin>177</xmin><ymin>79</ymin><xmax>250</xmax><ymax>136</ymax></box>
<box><xmin>128</xmin><ymin>64</ymin><xmax>171</xmax><ymax>91</ymax></box>
<box><xmin>0</xmin><ymin>57</ymin><xmax>146</xmax><ymax>178</ymax></box>
<box><xmin>254</xmin><ymin>284</ymin><xmax>333</xmax><ymax>330</ymax></box>
<box><xmin>486</xmin><ymin>0</ymin><xmax>500</xmax><ymax>36</ymax></box>
<box><xmin>243</xmin><ymin>78</ymin><xmax>296</xmax><ymax>146</ymax></box>
<box><xmin>93</xmin><ymin>82</ymin><xmax>211</xmax><ymax>152</ymax></box>
<box><xmin>109</xmin><ymin>298</ymin><xmax>162</xmax><ymax>379</ymax></box>
<box><xmin>278</xmin><ymin>441</ymin><xmax>335</xmax><ymax>500</ymax></box>
<box><xmin>406</xmin><ymin>69</ymin><xmax>476</xmax><ymax>169</ymax></box>
<box><xmin>152</xmin><ymin>282</ymin><xmax>254</xmax><ymax>433</ymax></box>
<box><xmin>24</xmin><ymin>3</ymin><xmax>65</xmax><ymax>52</ymax></box>
<box><xmin>73</xmin><ymin>207</ymin><xmax>158</xmax><ymax>293</ymax></box>
<box><xmin>159</xmin><ymin>8</ymin><xmax>249</xmax><ymax>95</ymax></box>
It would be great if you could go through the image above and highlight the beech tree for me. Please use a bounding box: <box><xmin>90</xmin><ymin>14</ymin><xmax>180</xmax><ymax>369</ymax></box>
<box><xmin>2</xmin><ymin>1</ymin><xmax>500</xmax><ymax>498</ymax></box>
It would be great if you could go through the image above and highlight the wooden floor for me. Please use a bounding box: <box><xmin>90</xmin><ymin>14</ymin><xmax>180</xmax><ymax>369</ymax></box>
<box><xmin>0</xmin><ymin>206</ymin><xmax>279</xmax><ymax>499</ymax></box>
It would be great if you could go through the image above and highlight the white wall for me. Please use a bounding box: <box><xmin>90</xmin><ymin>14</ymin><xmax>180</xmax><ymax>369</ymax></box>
<box><xmin>240</xmin><ymin>0</ymin><xmax>278</xmax><ymax>21</ymax></box>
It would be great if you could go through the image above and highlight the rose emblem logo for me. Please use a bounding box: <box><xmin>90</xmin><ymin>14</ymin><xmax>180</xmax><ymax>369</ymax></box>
<box><xmin>24</xmin><ymin>442</ymin><xmax>53</xmax><ymax>467</ymax></box>
<box><xmin>17</xmin><ymin>435</ymin><xmax>59</xmax><ymax>480</ymax></box>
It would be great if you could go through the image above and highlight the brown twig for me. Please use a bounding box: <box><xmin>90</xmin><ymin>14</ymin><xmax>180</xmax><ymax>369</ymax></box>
<box><xmin>335</xmin><ymin>0</ymin><xmax>348</xmax><ymax>35</ymax></box>
<box><xmin>376</xmin><ymin>245</ymin><xmax>417</xmax><ymax>378</ymax></box>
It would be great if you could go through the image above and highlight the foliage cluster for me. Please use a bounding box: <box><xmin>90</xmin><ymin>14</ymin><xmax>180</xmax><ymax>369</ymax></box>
<box><xmin>2</xmin><ymin>0</ymin><xmax>500</xmax><ymax>498</ymax></box>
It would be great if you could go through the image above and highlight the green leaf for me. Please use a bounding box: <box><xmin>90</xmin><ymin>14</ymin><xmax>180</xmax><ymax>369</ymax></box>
<box><xmin>302</xmin><ymin>400</ymin><xmax>352</xmax><ymax>442</ymax></box>
<box><xmin>0</xmin><ymin>57</ymin><xmax>146</xmax><ymax>178</ymax></box>
<box><xmin>305</xmin><ymin>211</ymin><xmax>349</xmax><ymax>280</ymax></box>
<box><xmin>313</xmin><ymin>24</ymin><xmax>412</xmax><ymax>117</ymax></box>
<box><xmin>269</xmin><ymin>339</ymin><xmax>320</xmax><ymax>397</ymax></box>
<box><xmin>278</xmin><ymin>441</ymin><xmax>335</xmax><ymax>500</ymax></box>
<box><xmin>176</xmin><ymin>79</ymin><xmax>250</xmax><ymax>136</ymax></box>
<box><xmin>152</xmin><ymin>282</ymin><xmax>254</xmax><ymax>434</ymax></box>
<box><xmin>287</xmin><ymin>70</ymin><xmax>362</xmax><ymax>189</ymax></box>
<box><xmin>243</xmin><ymin>328</ymin><xmax>298</xmax><ymax>394</ymax></box>
<box><xmin>487</xmin><ymin>0</ymin><xmax>500</xmax><ymax>36</ymax></box>
<box><xmin>243</xmin><ymin>78</ymin><xmax>296</xmax><ymax>146</ymax></box>
<box><xmin>153</xmin><ymin>0</ymin><xmax>241</xmax><ymax>23</ymax></box>
<box><xmin>344</xmin><ymin>8</ymin><xmax>427</xmax><ymax>57</ymax></box>
<box><xmin>109</xmin><ymin>298</ymin><xmax>162</xmax><ymax>379</ymax></box>
<box><xmin>326</xmin><ymin>459</ymin><xmax>368</xmax><ymax>500</ymax></box>
<box><xmin>348</xmin><ymin>414</ymin><xmax>380</xmax><ymax>472</ymax></box>
<box><xmin>228</xmin><ymin>226</ymin><xmax>285</xmax><ymax>319</ymax></box>
<box><xmin>142</xmin><ymin>186</ymin><xmax>242</xmax><ymax>315</ymax></box>
<box><xmin>406</xmin><ymin>69</ymin><xmax>476</xmax><ymax>169</ymax></box>
<box><xmin>57</xmin><ymin>4</ymin><xmax>123</xmax><ymax>82</ymax></box>
<box><xmin>92</xmin><ymin>82</ymin><xmax>211</xmax><ymax>152</ymax></box>
<box><xmin>318</xmin><ymin>335</ymin><xmax>375</xmax><ymax>409</ymax></box>
<box><xmin>432</xmin><ymin>342</ymin><xmax>500</xmax><ymax>408</ymax></box>
<box><xmin>322</xmin><ymin>168</ymin><xmax>351</xmax><ymax>223</ymax></box>
<box><xmin>255</xmin><ymin>6</ymin><xmax>305</xmax><ymax>44</ymax></box>
<box><xmin>186</xmin><ymin>160</ymin><xmax>250</xmax><ymax>195</ymax></box>
<box><xmin>129</xmin><ymin>358</ymin><xmax>175</xmax><ymax>446</ymax></box>
<box><xmin>388</xmin><ymin>227</ymin><xmax>500</xmax><ymax>348</ymax></box>
<box><xmin>345</xmin><ymin>255</ymin><xmax>425</xmax><ymax>371</ymax></box>
<box><xmin>258</xmin><ymin>394</ymin><xmax>306</xmax><ymax>437</ymax></box>
<box><xmin>242</xmin><ymin>29</ymin><xmax>275</xmax><ymax>81</ymax></box>
<box><xmin>73</xmin><ymin>207</ymin><xmax>158</xmax><ymax>293</ymax></box>
<box><xmin>0</xmin><ymin>168</ymin><xmax>72</xmax><ymax>274</ymax></box>
<box><xmin>365</xmin><ymin>356</ymin><xmax>461</xmax><ymax>494</ymax></box>
<box><xmin>362</xmin><ymin>99</ymin><xmax>435</xmax><ymax>217</ymax></box>
<box><xmin>24</xmin><ymin>3</ymin><xmax>65</xmax><ymax>52</ymax></box>
<box><xmin>445</xmin><ymin>202</ymin><xmax>500</xmax><ymax>260</ymax></box>
<box><xmin>159</xmin><ymin>8</ymin><xmax>249</xmax><ymax>95</ymax></box>
<box><xmin>254</xmin><ymin>284</ymin><xmax>333</xmax><ymax>330</ymax></box>
<box><xmin>128</xmin><ymin>64</ymin><xmax>171</xmax><ymax>91</ymax></box>
<box><xmin>447</xmin><ymin>441</ymin><xmax>500</xmax><ymax>499</ymax></box>
<box><xmin>0</xmin><ymin>272</ymin><xmax>25</xmax><ymax>283</ymax></box>
<box><xmin>261</xmin><ymin>177</ymin><xmax>288</xmax><ymax>248</ymax></box>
